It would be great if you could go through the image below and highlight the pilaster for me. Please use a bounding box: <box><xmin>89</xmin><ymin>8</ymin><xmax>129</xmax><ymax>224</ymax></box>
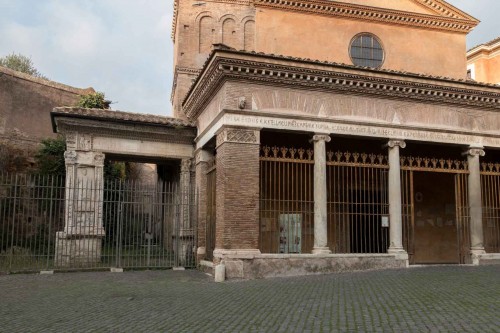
<box><xmin>55</xmin><ymin>132</ymin><xmax>105</xmax><ymax>267</ymax></box>
<box><xmin>195</xmin><ymin>149</ymin><xmax>214</xmax><ymax>262</ymax></box>
<box><xmin>215</xmin><ymin>126</ymin><xmax>261</xmax><ymax>255</ymax></box>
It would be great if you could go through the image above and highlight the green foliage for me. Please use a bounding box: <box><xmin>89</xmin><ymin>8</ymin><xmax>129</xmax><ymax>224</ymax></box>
<box><xmin>35</xmin><ymin>137</ymin><xmax>67</xmax><ymax>176</ymax></box>
<box><xmin>105</xmin><ymin>161</ymin><xmax>126</xmax><ymax>180</ymax></box>
<box><xmin>77</xmin><ymin>92</ymin><xmax>108</xmax><ymax>109</ymax></box>
<box><xmin>0</xmin><ymin>53</ymin><xmax>47</xmax><ymax>79</ymax></box>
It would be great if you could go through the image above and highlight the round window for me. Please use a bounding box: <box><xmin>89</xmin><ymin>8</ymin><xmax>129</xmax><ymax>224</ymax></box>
<box><xmin>349</xmin><ymin>33</ymin><xmax>384</xmax><ymax>68</ymax></box>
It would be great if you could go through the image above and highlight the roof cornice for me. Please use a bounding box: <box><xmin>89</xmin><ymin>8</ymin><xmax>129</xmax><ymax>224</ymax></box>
<box><xmin>467</xmin><ymin>37</ymin><xmax>500</xmax><ymax>59</ymax></box>
<box><xmin>183</xmin><ymin>50</ymin><xmax>500</xmax><ymax>120</ymax></box>
<box><xmin>254</xmin><ymin>0</ymin><xmax>478</xmax><ymax>33</ymax></box>
<box><xmin>412</xmin><ymin>0</ymin><xmax>478</xmax><ymax>21</ymax></box>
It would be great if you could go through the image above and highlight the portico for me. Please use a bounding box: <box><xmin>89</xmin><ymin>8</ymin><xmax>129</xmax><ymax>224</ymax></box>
<box><xmin>184</xmin><ymin>49</ymin><xmax>500</xmax><ymax>279</ymax></box>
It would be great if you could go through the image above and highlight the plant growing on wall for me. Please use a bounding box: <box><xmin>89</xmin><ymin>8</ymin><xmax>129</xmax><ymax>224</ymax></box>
<box><xmin>77</xmin><ymin>92</ymin><xmax>110</xmax><ymax>109</ymax></box>
<box><xmin>0</xmin><ymin>53</ymin><xmax>47</xmax><ymax>79</ymax></box>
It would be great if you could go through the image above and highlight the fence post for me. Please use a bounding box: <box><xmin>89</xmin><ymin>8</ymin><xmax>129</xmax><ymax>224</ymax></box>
<box><xmin>9</xmin><ymin>174</ymin><xmax>19</xmax><ymax>272</ymax></box>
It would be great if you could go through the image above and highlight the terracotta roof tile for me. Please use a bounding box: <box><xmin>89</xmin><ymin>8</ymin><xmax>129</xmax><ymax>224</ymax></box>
<box><xmin>51</xmin><ymin>107</ymin><xmax>196</xmax><ymax>128</ymax></box>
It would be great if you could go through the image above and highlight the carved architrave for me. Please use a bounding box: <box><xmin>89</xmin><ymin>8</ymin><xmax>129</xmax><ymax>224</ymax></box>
<box><xmin>216</xmin><ymin>127</ymin><xmax>260</xmax><ymax>147</ymax></box>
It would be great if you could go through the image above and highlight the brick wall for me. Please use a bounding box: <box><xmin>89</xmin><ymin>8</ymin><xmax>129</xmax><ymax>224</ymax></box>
<box><xmin>0</xmin><ymin>66</ymin><xmax>92</xmax><ymax>149</ymax></box>
<box><xmin>171</xmin><ymin>0</ymin><xmax>255</xmax><ymax>119</ymax></box>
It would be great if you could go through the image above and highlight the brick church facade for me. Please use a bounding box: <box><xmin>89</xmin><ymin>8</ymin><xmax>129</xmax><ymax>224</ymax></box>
<box><xmin>50</xmin><ymin>0</ymin><xmax>500</xmax><ymax>279</ymax></box>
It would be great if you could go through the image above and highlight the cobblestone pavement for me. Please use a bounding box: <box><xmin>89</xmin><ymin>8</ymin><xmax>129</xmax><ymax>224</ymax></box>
<box><xmin>0</xmin><ymin>266</ymin><xmax>499</xmax><ymax>333</ymax></box>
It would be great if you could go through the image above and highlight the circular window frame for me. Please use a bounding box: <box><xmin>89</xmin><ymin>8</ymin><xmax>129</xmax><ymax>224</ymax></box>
<box><xmin>348</xmin><ymin>33</ymin><xmax>385</xmax><ymax>69</ymax></box>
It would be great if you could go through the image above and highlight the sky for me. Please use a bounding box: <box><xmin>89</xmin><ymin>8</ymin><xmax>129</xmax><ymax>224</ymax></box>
<box><xmin>0</xmin><ymin>0</ymin><xmax>498</xmax><ymax>117</ymax></box>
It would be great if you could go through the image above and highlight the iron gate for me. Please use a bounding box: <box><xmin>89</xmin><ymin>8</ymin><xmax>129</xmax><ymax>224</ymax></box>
<box><xmin>400</xmin><ymin>156</ymin><xmax>471</xmax><ymax>264</ymax></box>
<box><xmin>481</xmin><ymin>162</ymin><xmax>500</xmax><ymax>253</ymax></box>
<box><xmin>0</xmin><ymin>173</ymin><xmax>196</xmax><ymax>273</ymax></box>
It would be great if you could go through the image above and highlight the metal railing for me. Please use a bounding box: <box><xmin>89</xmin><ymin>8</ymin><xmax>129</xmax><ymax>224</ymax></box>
<box><xmin>0</xmin><ymin>173</ymin><xmax>196</xmax><ymax>273</ymax></box>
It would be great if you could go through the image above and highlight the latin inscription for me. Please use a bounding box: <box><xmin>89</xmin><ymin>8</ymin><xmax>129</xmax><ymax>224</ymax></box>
<box><xmin>222</xmin><ymin>113</ymin><xmax>500</xmax><ymax>147</ymax></box>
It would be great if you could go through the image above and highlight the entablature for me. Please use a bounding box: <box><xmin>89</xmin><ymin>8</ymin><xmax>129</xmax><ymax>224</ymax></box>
<box><xmin>183</xmin><ymin>50</ymin><xmax>500</xmax><ymax>120</ymax></box>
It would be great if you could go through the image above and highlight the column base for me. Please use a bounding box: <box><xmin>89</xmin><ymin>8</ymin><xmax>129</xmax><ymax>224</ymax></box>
<box><xmin>312</xmin><ymin>247</ymin><xmax>331</xmax><ymax>255</ymax></box>
<box><xmin>470</xmin><ymin>247</ymin><xmax>486</xmax><ymax>266</ymax></box>
<box><xmin>387</xmin><ymin>247</ymin><xmax>409</xmax><ymax>261</ymax></box>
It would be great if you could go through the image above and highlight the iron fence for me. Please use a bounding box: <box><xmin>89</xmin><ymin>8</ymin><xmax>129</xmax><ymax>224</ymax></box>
<box><xmin>0</xmin><ymin>172</ymin><xmax>196</xmax><ymax>273</ymax></box>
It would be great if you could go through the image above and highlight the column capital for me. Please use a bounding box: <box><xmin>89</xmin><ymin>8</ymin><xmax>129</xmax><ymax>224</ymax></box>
<box><xmin>64</xmin><ymin>150</ymin><xmax>78</xmax><ymax>165</ymax></box>
<box><xmin>64</xmin><ymin>150</ymin><xmax>105</xmax><ymax>166</ymax></box>
<box><xmin>194</xmin><ymin>149</ymin><xmax>213</xmax><ymax>165</ymax></box>
<box><xmin>216</xmin><ymin>126</ymin><xmax>260</xmax><ymax>148</ymax></box>
<box><xmin>465</xmin><ymin>146</ymin><xmax>485</xmax><ymax>157</ymax></box>
<box><xmin>93</xmin><ymin>152</ymin><xmax>105</xmax><ymax>167</ymax></box>
<box><xmin>181</xmin><ymin>158</ymin><xmax>193</xmax><ymax>173</ymax></box>
<box><xmin>387</xmin><ymin>139</ymin><xmax>406</xmax><ymax>149</ymax></box>
<box><xmin>311</xmin><ymin>133</ymin><xmax>331</xmax><ymax>143</ymax></box>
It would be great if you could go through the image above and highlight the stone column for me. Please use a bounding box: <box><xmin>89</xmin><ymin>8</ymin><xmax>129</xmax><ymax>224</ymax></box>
<box><xmin>175</xmin><ymin>158</ymin><xmax>194</xmax><ymax>267</ymax></box>
<box><xmin>213</xmin><ymin>126</ymin><xmax>261</xmax><ymax>277</ymax></box>
<box><xmin>55</xmin><ymin>132</ymin><xmax>105</xmax><ymax>267</ymax></box>
<box><xmin>466</xmin><ymin>146</ymin><xmax>486</xmax><ymax>265</ymax></box>
<box><xmin>387</xmin><ymin>139</ymin><xmax>407</xmax><ymax>256</ymax></box>
<box><xmin>311</xmin><ymin>134</ymin><xmax>331</xmax><ymax>254</ymax></box>
<box><xmin>194</xmin><ymin>149</ymin><xmax>214</xmax><ymax>263</ymax></box>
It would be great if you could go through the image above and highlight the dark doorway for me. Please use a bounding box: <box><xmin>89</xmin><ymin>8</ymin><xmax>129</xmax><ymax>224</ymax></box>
<box><xmin>413</xmin><ymin>172</ymin><xmax>459</xmax><ymax>264</ymax></box>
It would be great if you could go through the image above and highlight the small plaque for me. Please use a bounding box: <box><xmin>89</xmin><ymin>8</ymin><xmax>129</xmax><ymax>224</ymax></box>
<box><xmin>381</xmin><ymin>216</ymin><xmax>389</xmax><ymax>228</ymax></box>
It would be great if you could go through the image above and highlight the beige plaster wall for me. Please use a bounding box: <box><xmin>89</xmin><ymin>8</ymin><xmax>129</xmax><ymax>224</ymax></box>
<box><xmin>469</xmin><ymin>52</ymin><xmax>500</xmax><ymax>84</ymax></box>
<box><xmin>255</xmin><ymin>8</ymin><xmax>467</xmax><ymax>79</ymax></box>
